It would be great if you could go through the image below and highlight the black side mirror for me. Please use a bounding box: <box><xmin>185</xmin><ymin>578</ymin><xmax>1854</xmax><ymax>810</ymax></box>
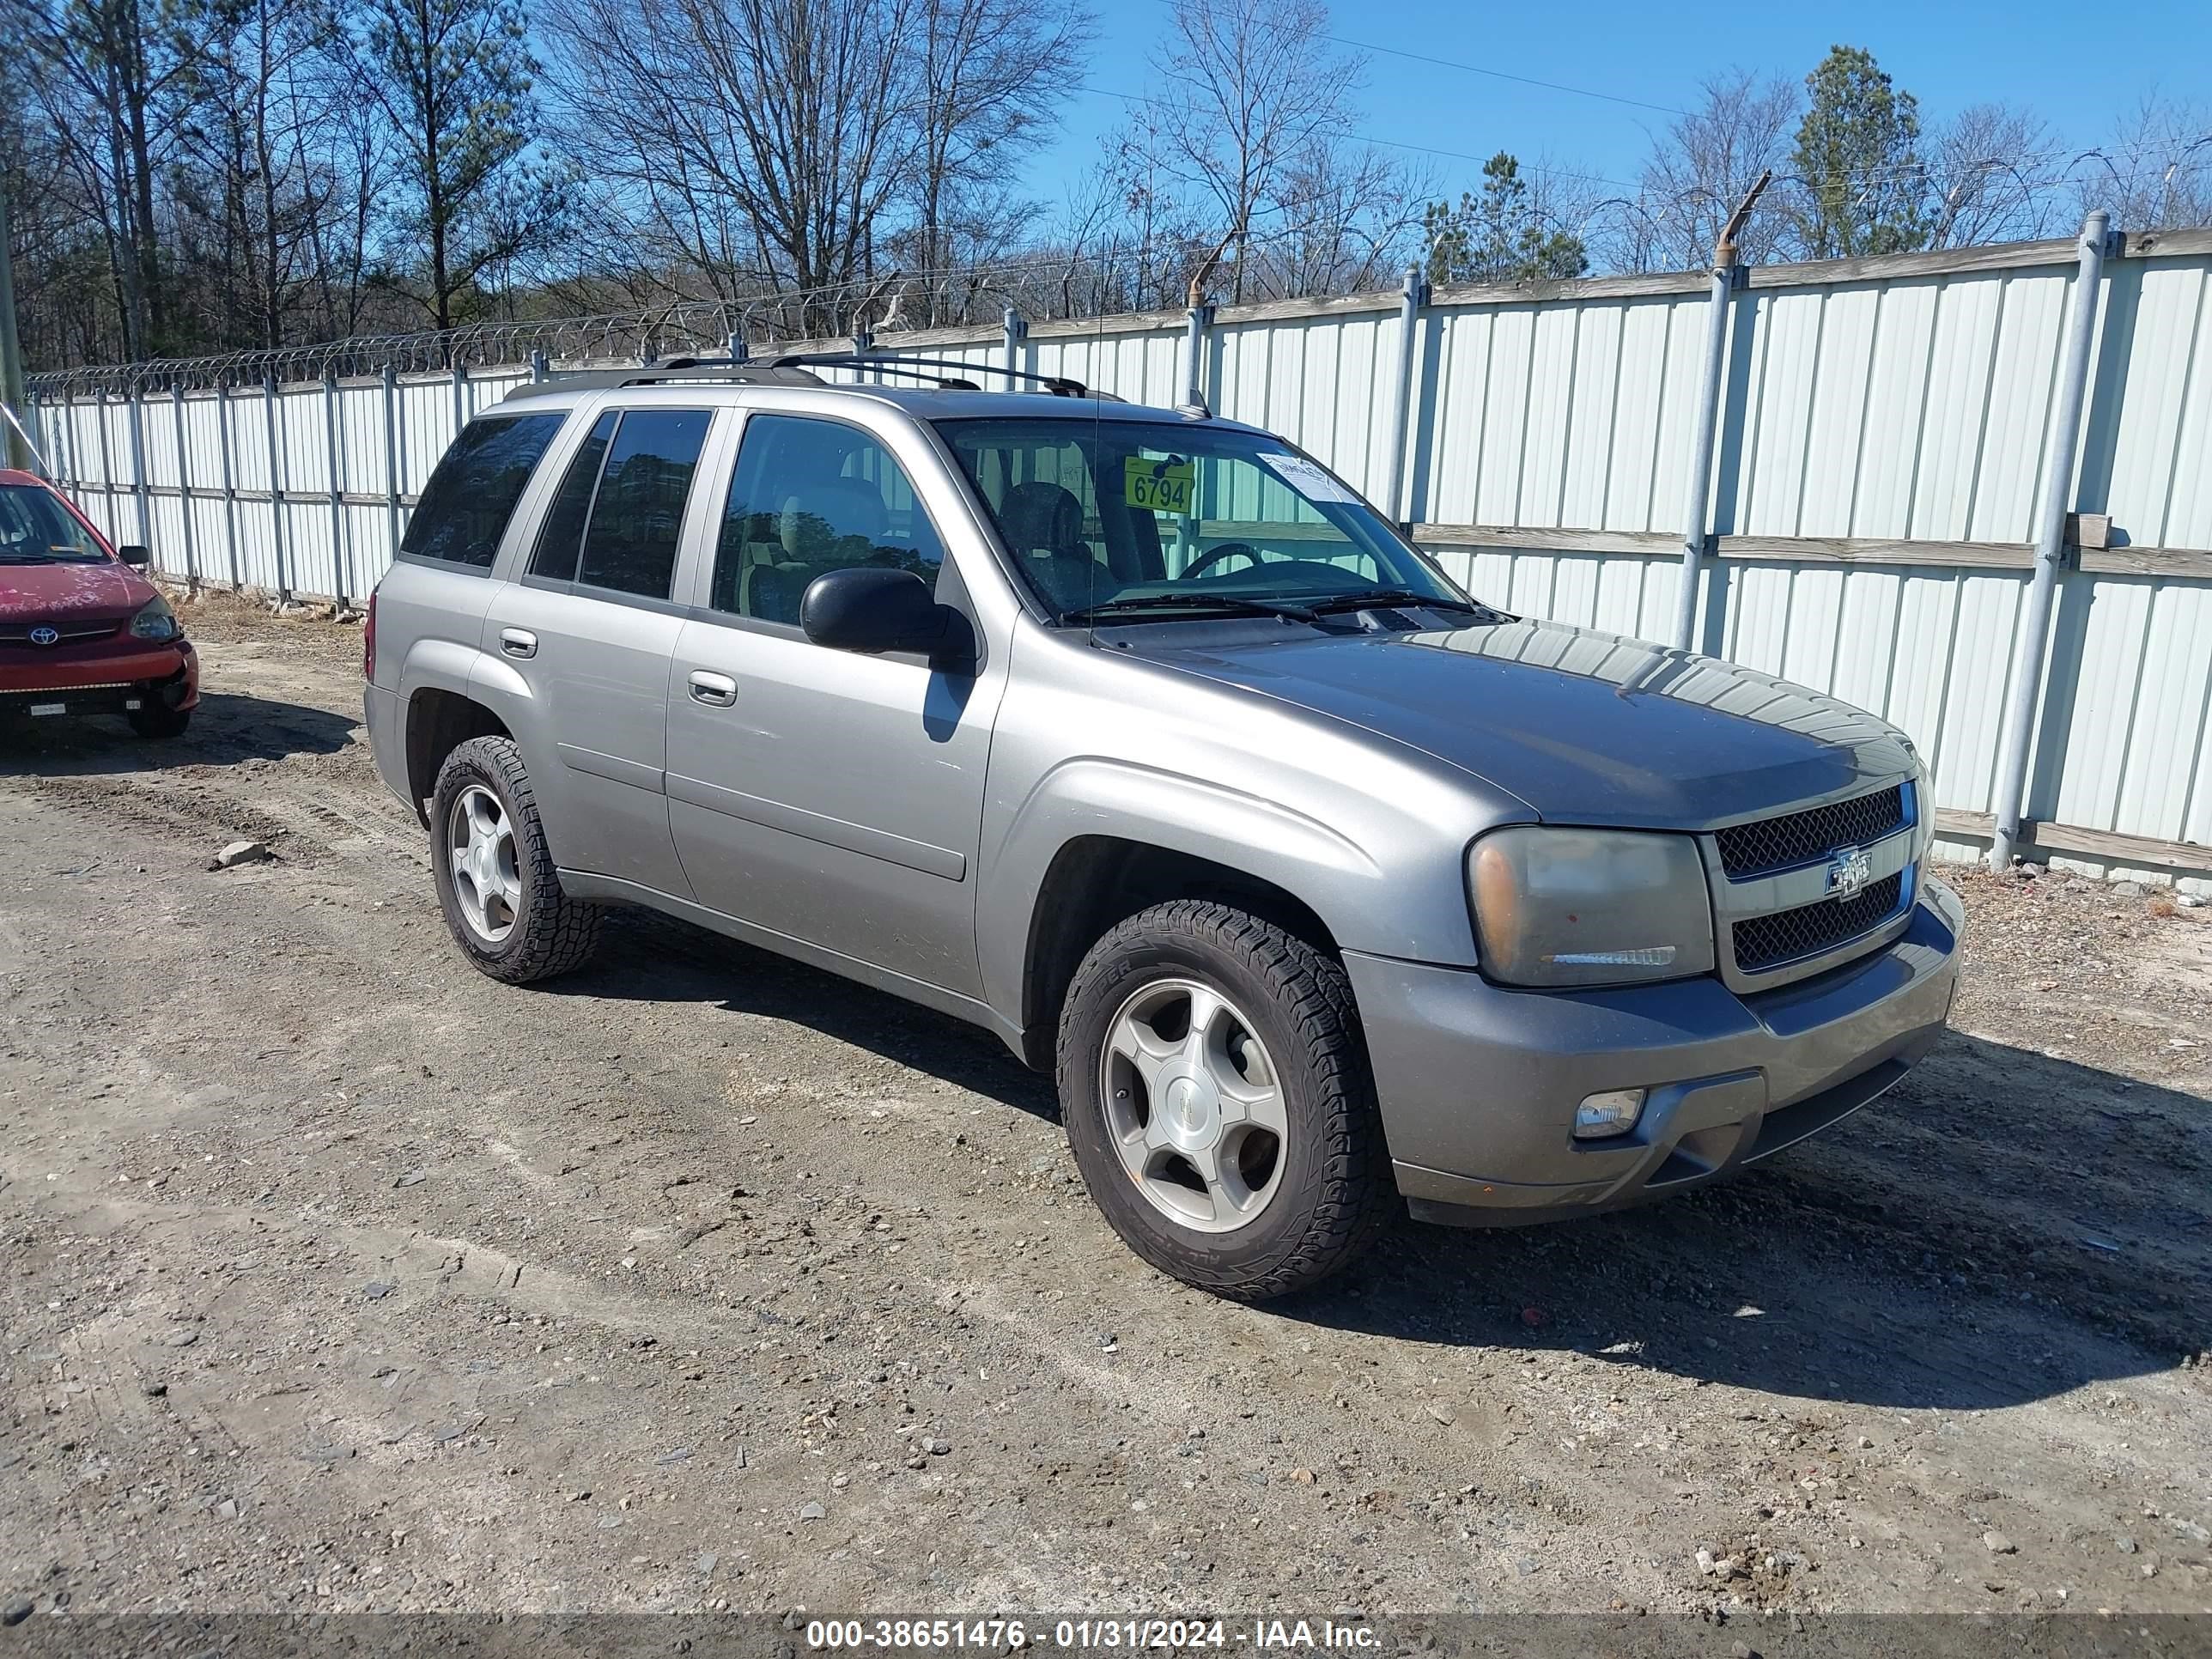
<box><xmin>800</xmin><ymin>567</ymin><xmax>969</xmax><ymax>665</ymax></box>
<box><xmin>118</xmin><ymin>544</ymin><xmax>152</xmax><ymax>567</ymax></box>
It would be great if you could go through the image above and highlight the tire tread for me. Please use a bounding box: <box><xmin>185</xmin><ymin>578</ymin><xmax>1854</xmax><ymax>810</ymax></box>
<box><xmin>1056</xmin><ymin>899</ymin><xmax>1393</xmax><ymax>1301</ymax></box>
<box><xmin>434</xmin><ymin>735</ymin><xmax>600</xmax><ymax>983</ymax></box>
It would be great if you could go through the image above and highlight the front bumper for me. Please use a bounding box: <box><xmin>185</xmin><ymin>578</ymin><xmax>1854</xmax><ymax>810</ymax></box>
<box><xmin>1344</xmin><ymin>878</ymin><xmax>1963</xmax><ymax>1224</ymax></box>
<box><xmin>0</xmin><ymin>641</ymin><xmax>198</xmax><ymax>722</ymax></box>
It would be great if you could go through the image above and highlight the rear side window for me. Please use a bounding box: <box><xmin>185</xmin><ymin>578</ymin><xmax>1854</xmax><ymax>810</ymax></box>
<box><xmin>399</xmin><ymin>413</ymin><xmax>566</xmax><ymax>569</ymax></box>
<box><xmin>529</xmin><ymin>408</ymin><xmax>714</xmax><ymax>600</ymax></box>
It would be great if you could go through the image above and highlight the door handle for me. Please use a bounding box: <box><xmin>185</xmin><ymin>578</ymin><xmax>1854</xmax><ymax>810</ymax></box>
<box><xmin>500</xmin><ymin>628</ymin><xmax>538</xmax><ymax>659</ymax></box>
<box><xmin>688</xmin><ymin>670</ymin><xmax>738</xmax><ymax>708</ymax></box>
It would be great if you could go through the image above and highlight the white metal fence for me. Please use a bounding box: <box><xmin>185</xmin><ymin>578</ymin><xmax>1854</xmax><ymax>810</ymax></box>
<box><xmin>25</xmin><ymin>229</ymin><xmax>2212</xmax><ymax>879</ymax></box>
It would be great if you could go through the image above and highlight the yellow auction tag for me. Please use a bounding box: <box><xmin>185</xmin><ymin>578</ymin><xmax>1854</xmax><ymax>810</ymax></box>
<box><xmin>1124</xmin><ymin>455</ymin><xmax>1194</xmax><ymax>514</ymax></box>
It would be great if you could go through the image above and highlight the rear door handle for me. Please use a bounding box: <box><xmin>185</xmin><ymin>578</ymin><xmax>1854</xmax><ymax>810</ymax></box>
<box><xmin>688</xmin><ymin>670</ymin><xmax>738</xmax><ymax>708</ymax></box>
<box><xmin>500</xmin><ymin>628</ymin><xmax>538</xmax><ymax>659</ymax></box>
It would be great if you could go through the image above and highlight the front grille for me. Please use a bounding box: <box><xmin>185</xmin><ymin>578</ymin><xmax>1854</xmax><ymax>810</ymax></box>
<box><xmin>1733</xmin><ymin>872</ymin><xmax>1904</xmax><ymax>974</ymax></box>
<box><xmin>0</xmin><ymin>619</ymin><xmax>120</xmax><ymax>645</ymax></box>
<box><xmin>1715</xmin><ymin>786</ymin><xmax>1907</xmax><ymax>878</ymax></box>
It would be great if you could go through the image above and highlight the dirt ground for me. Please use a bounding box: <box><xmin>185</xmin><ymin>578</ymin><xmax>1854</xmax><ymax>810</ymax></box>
<box><xmin>2</xmin><ymin>594</ymin><xmax>2209</xmax><ymax>1622</ymax></box>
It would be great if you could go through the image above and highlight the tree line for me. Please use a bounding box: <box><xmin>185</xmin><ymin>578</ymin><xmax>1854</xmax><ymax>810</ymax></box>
<box><xmin>6</xmin><ymin>0</ymin><xmax>2207</xmax><ymax>373</ymax></box>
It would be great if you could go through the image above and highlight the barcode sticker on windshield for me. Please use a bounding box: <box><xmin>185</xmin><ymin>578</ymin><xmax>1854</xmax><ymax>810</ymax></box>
<box><xmin>1261</xmin><ymin>453</ymin><xmax>1358</xmax><ymax>503</ymax></box>
<box><xmin>1124</xmin><ymin>456</ymin><xmax>1194</xmax><ymax>514</ymax></box>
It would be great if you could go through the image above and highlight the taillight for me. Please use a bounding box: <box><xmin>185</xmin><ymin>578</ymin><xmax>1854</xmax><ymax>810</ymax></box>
<box><xmin>363</xmin><ymin>590</ymin><xmax>378</xmax><ymax>682</ymax></box>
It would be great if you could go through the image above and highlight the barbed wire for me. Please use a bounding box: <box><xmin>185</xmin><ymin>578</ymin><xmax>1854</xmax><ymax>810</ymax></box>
<box><xmin>24</xmin><ymin>229</ymin><xmax>1386</xmax><ymax>397</ymax></box>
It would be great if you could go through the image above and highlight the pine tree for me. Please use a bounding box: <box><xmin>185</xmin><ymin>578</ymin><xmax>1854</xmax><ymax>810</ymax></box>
<box><xmin>1791</xmin><ymin>45</ymin><xmax>1928</xmax><ymax>258</ymax></box>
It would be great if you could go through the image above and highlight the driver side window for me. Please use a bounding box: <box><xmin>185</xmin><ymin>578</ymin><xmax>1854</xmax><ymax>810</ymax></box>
<box><xmin>711</xmin><ymin>414</ymin><xmax>946</xmax><ymax>626</ymax></box>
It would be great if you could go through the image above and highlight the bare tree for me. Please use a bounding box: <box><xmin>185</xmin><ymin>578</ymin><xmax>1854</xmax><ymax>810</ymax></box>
<box><xmin>1608</xmin><ymin>68</ymin><xmax>1798</xmax><ymax>272</ymax></box>
<box><xmin>1924</xmin><ymin>103</ymin><xmax>2062</xmax><ymax>248</ymax></box>
<box><xmin>1261</xmin><ymin>143</ymin><xmax>1426</xmax><ymax>300</ymax></box>
<box><xmin>903</xmin><ymin>0</ymin><xmax>1091</xmax><ymax>321</ymax></box>
<box><xmin>15</xmin><ymin>0</ymin><xmax>206</xmax><ymax>356</ymax></box>
<box><xmin>2075</xmin><ymin>94</ymin><xmax>2212</xmax><ymax>230</ymax></box>
<box><xmin>543</xmin><ymin>0</ymin><xmax>922</xmax><ymax>322</ymax></box>
<box><xmin>1133</xmin><ymin>0</ymin><xmax>1365</xmax><ymax>302</ymax></box>
<box><xmin>171</xmin><ymin>0</ymin><xmax>386</xmax><ymax>348</ymax></box>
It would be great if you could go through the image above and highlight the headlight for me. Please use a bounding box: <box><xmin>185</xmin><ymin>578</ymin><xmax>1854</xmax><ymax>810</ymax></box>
<box><xmin>1468</xmin><ymin>826</ymin><xmax>1714</xmax><ymax>987</ymax></box>
<box><xmin>130</xmin><ymin>595</ymin><xmax>180</xmax><ymax>641</ymax></box>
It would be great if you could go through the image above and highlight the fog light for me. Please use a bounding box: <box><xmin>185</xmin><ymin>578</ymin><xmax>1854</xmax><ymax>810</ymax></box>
<box><xmin>1573</xmin><ymin>1087</ymin><xmax>1646</xmax><ymax>1139</ymax></box>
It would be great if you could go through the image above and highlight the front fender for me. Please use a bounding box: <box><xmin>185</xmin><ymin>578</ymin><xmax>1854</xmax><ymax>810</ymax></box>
<box><xmin>976</xmin><ymin>754</ymin><xmax>1470</xmax><ymax>1025</ymax></box>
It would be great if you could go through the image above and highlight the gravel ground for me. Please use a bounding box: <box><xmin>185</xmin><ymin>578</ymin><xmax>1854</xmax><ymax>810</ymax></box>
<box><xmin>2</xmin><ymin>595</ymin><xmax>2209</xmax><ymax>1620</ymax></box>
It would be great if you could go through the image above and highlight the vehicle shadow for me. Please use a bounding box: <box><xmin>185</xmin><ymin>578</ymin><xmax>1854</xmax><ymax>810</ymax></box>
<box><xmin>0</xmin><ymin>691</ymin><xmax>358</xmax><ymax>775</ymax></box>
<box><xmin>563</xmin><ymin>907</ymin><xmax>1060</xmax><ymax>1119</ymax></box>
<box><xmin>1285</xmin><ymin>1032</ymin><xmax>2209</xmax><ymax>1410</ymax></box>
<box><xmin>563</xmin><ymin>911</ymin><xmax>2202</xmax><ymax>1412</ymax></box>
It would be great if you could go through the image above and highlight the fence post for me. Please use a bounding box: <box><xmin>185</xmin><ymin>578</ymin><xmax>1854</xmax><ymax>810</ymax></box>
<box><xmin>1182</xmin><ymin>303</ymin><xmax>1215</xmax><ymax>412</ymax></box>
<box><xmin>93</xmin><ymin>390</ymin><xmax>115</xmax><ymax>540</ymax></box>
<box><xmin>170</xmin><ymin>386</ymin><xmax>200</xmax><ymax>591</ymax></box>
<box><xmin>382</xmin><ymin>365</ymin><xmax>404</xmax><ymax>567</ymax></box>
<box><xmin>1382</xmin><ymin>264</ymin><xmax>1429</xmax><ymax>527</ymax></box>
<box><xmin>125</xmin><ymin>388</ymin><xmax>153</xmax><ymax>554</ymax></box>
<box><xmin>324</xmin><ymin>370</ymin><xmax>349</xmax><ymax>607</ymax></box>
<box><xmin>1988</xmin><ymin>210</ymin><xmax>2112</xmax><ymax>872</ymax></box>
<box><xmin>450</xmin><ymin>362</ymin><xmax>466</xmax><ymax>441</ymax></box>
<box><xmin>216</xmin><ymin>381</ymin><xmax>242</xmax><ymax>590</ymax></box>
<box><xmin>1002</xmin><ymin>308</ymin><xmax>1026</xmax><ymax>386</ymax></box>
<box><xmin>264</xmin><ymin>374</ymin><xmax>292</xmax><ymax>604</ymax></box>
<box><xmin>1672</xmin><ymin>259</ymin><xmax>1740</xmax><ymax>653</ymax></box>
<box><xmin>726</xmin><ymin>331</ymin><xmax>749</xmax><ymax>365</ymax></box>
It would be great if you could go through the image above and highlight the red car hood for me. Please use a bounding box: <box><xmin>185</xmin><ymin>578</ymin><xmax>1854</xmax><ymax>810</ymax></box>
<box><xmin>0</xmin><ymin>560</ymin><xmax>153</xmax><ymax>622</ymax></box>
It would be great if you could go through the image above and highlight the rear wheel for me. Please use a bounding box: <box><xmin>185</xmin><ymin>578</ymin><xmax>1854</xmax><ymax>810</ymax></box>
<box><xmin>128</xmin><ymin>704</ymin><xmax>191</xmax><ymax>739</ymax></box>
<box><xmin>1056</xmin><ymin>900</ymin><xmax>1393</xmax><ymax>1300</ymax></box>
<box><xmin>430</xmin><ymin>735</ymin><xmax>600</xmax><ymax>983</ymax></box>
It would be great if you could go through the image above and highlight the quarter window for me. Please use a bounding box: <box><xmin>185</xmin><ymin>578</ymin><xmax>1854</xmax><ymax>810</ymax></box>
<box><xmin>399</xmin><ymin>412</ymin><xmax>566</xmax><ymax>570</ymax></box>
<box><xmin>529</xmin><ymin>408</ymin><xmax>713</xmax><ymax>599</ymax></box>
<box><xmin>711</xmin><ymin>415</ymin><xmax>945</xmax><ymax>624</ymax></box>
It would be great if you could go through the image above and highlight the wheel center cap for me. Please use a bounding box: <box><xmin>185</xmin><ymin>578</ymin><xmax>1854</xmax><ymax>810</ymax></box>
<box><xmin>1159</xmin><ymin>1071</ymin><xmax>1220</xmax><ymax>1150</ymax></box>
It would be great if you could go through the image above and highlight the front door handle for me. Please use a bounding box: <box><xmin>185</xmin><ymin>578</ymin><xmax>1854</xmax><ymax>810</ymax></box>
<box><xmin>688</xmin><ymin>670</ymin><xmax>738</xmax><ymax>708</ymax></box>
<box><xmin>500</xmin><ymin>628</ymin><xmax>538</xmax><ymax>659</ymax></box>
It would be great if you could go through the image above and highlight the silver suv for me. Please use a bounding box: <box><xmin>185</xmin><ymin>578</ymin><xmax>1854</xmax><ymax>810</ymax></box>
<box><xmin>363</xmin><ymin>357</ymin><xmax>1962</xmax><ymax>1300</ymax></box>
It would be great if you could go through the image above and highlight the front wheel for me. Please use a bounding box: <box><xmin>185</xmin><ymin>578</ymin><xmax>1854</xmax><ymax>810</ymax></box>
<box><xmin>430</xmin><ymin>735</ymin><xmax>600</xmax><ymax>983</ymax></box>
<box><xmin>1056</xmin><ymin>900</ymin><xmax>1394</xmax><ymax>1300</ymax></box>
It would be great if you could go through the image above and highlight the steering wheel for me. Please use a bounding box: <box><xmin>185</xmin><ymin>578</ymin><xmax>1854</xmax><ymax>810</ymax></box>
<box><xmin>1181</xmin><ymin>541</ymin><xmax>1268</xmax><ymax>580</ymax></box>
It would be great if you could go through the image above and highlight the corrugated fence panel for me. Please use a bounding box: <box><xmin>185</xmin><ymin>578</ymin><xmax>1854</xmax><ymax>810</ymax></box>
<box><xmin>22</xmin><ymin>239</ymin><xmax>2212</xmax><ymax>863</ymax></box>
<box><xmin>2098</xmin><ymin>262</ymin><xmax>2209</xmax><ymax>549</ymax></box>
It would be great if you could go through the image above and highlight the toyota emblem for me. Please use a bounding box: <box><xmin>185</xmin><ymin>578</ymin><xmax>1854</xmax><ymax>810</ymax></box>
<box><xmin>27</xmin><ymin>626</ymin><xmax>60</xmax><ymax>647</ymax></box>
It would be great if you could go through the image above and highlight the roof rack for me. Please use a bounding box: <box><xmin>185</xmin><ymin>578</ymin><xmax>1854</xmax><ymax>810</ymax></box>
<box><xmin>770</xmin><ymin>352</ymin><xmax>1121</xmax><ymax>401</ymax></box>
<box><xmin>501</xmin><ymin>358</ymin><xmax>826</xmax><ymax>400</ymax></box>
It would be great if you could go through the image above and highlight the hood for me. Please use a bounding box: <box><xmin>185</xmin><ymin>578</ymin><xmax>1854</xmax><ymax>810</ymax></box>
<box><xmin>1139</xmin><ymin>616</ymin><xmax>1918</xmax><ymax>829</ymax></box>
<box><xmin>0</xmin><ymin>559</ymin><xmax>154</xmax><ymax>622</ymax></box>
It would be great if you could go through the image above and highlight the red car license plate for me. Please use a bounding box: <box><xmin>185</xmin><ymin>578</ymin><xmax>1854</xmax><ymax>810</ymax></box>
<box><xmin>29</xmin><ymin>702</ymin><xmax>66</xmax><ymax>717</ymax></box>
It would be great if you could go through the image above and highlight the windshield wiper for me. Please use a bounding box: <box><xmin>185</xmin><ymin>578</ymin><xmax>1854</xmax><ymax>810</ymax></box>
<box><xmin>1303</xmin><ymin>588</ymin><xmax>1501</xmax><ymax>618</ymax></box>
<box><xmin>1059</xmin><ymin>593</ymin><xmax>1318</xmax><ymax>626</ymax></box>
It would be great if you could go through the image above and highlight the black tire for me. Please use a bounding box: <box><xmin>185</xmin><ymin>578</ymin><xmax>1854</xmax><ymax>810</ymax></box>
<box><xmin>1056</xmin><ymin>899</ymin><xmax>1394</xmax><ymax>1300</ymax></box>
<box><xmin>128</xmin><ymin>704</ymin><xmax>191</xmax><ymax>738</ymax></box>
<box><xmin>429</xmin><ymin>734</ymin><xmax>600</xmax><ymax>983</ymax></box>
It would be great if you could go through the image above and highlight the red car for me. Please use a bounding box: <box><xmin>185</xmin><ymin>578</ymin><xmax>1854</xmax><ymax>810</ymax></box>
<box><xmin>0</xmin><ymin>467</ymin><xmax>198</xmax><ymax>739</ymax></box>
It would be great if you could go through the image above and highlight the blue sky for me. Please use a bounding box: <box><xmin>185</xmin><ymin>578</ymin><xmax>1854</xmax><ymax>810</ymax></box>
<box><xmin>1025</xmin><ymin>0</ymin><xmax>2209</xmax><ymax>216</ymax></box>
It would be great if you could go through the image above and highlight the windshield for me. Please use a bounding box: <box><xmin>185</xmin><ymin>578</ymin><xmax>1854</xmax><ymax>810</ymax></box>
<box><xmin>934</xmin><ymin>417</ymin><xmax>1467</xmax><ymax>622</ymax></box>
<box><xmin>0</xmin><ymin>483</ymin><xmax>109</xmax><ymax>564</ymax></box>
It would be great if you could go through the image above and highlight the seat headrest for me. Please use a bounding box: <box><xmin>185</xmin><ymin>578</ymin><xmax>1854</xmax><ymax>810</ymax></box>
<box><xmin>1000</xmin><ymin>481</ymin><xmax>1084</xmax><ymax>556</ymax></box>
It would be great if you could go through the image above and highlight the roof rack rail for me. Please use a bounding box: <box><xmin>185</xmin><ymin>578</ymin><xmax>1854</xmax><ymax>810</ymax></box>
<box><xmin>770</xmin><ymin>352</ymin><xmax>1121</xmax><ymax>401</ymax></box>
<box><xmin>501</xmin><ymin>359</ymin><xmax>826</xmax><ymax>400</ymax></box>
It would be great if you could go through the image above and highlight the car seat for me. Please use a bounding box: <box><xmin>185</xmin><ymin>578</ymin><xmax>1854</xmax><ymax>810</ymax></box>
<box><xmin>1000</xmin><ymin>481</ymin><xmax>1108</xmax><ymax>612</ymax></box>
